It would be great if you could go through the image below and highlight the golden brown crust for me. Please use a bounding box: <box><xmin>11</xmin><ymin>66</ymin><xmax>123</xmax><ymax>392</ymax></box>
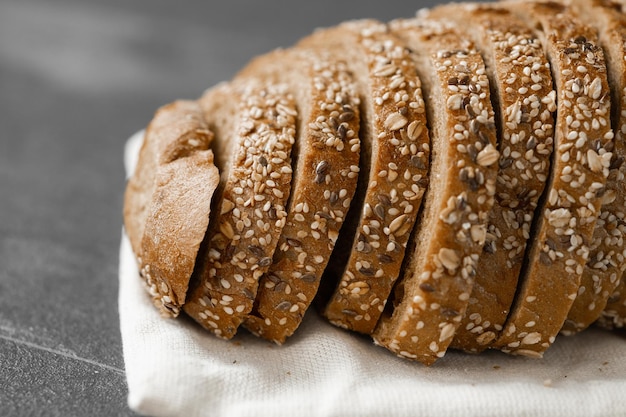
<box><xmin>298</xmin><ymin>20</ymin><xmax>431</xmax><ymax>335</ymax></box>
<box><xmin>494</xmin><ymin>1</ymin><xmax>613</xmax><ymax>357</ymax></box>
<box><xmin>237</xmin><ymin>49</ymin><xmax>362</xmax><ymax>344</ymax></box>
<box><xmin>183</xmin><ymin>82</ymin><xmax>297</xmax><ymax>339</ymax></box>
<box><xmin>373</xmin><ymin>18</ymin><xmax>498</xmax><ymax>365</ymax></box>
<box><xmin>123</xmin><ymin>100</ymin><xmax>219</xmax><ymax>316</ymax></box>
<box><xmin>558</xmin><ymin>0</ymin><xmax>626</xmax><ymax>334</ymax></box>
<box><xmin>424</xmin><ymin>4</ymin><xmax>556</xmax><ymax>353</ymax></box>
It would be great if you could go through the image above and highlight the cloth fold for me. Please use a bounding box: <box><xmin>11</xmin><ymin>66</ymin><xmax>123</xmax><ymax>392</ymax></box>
<box><xmin>120</xmin><ymin>131</ymin><xmax>626</xmax><ymax>417</ymax></box>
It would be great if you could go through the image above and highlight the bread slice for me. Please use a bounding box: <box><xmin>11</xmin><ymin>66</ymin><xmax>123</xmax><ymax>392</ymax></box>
<box><xmin>423</xmin><ymin>3</ymin><xmax>556</xmax><ymax>353</ymax></box>
<box><xmin>373</xmin><ymin>18</ymin><xmax>499</xmax><ymax>365</ymax></box>
<box><xmin>236</xmin><ymin>48</ymin><xmax>362</xmax><ymax>344</ymax></box>
<box><xmin>493</xmin><ymin>1</ymin><xmax>613</xmax><ymax>357</ymax></box>
<box><xmin>296</xmin><ymin>19</ymin><xmax>431</xmax><ymax>335</ymax></box>
<box><xmin>123</xmin><ymin>100</ymin><xmax>220</xmax><ymax>316</ymax></box>
<box><xmin>183</xmin><ymin>81</ymin><xmax>297</xmax><ymax>339</ymax></box>
<box><xmin>559</xmin><ymin>0</ymin><xmax>626</xmax><ymax>334</ymax></box>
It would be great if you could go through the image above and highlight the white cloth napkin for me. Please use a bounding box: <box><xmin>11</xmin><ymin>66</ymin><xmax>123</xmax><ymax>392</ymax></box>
<box><xmin>120</xmin><ymin>131</ymin><xmax>626</xmax><ymax>417</ymax></box>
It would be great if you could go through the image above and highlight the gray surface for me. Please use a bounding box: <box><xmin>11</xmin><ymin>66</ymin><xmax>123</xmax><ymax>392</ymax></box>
<box><xmin>0</xmin><ymin>1</ymin><xmax>444</xmax><ymax>416</ymax></box>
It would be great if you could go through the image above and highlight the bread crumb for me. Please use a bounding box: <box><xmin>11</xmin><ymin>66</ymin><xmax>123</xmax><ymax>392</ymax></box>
<box><xmin>543</xmin><ymin>379</ymin><xmax>552</xmax><ymax>387</ymax></box>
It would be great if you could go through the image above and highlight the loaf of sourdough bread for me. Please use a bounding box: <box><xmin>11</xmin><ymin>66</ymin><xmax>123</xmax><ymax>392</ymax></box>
<box><xmin>123</xmin><ymin>0</ymin><xmax>625</xmax><ymax>365</ymax></box>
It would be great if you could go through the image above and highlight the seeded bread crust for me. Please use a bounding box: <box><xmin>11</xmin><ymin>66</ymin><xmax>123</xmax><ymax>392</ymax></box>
<box><xmin>373</xmin><ymin>18</ymin><xmax>499</xmax><ymax>365</ymax></box>
<box><xmin>236</xmin><ymin>49</ymin><xmax>362</xmax><ymax>344</ymax></box>
<box><xmin>183</xmin><ymin>82</ymin><xmax>297</xmax><ymax>339</ymax></box>
<box><xmin>297</xmin><ymin>20</ymin><xmax>431</xmax><ymax>335</ymax></box>
<box><xmin>559</xmin><ymin>0</ymin><xmax>626</xmax><ymax>334</ymax></box>
<box><xmin>494</xmin><ymin>1</ymin><xmax>613</xmax><ymax>357</ymax></box>
<box><xmin>424</xmin><ymin>4</ymin><xmax>556</xmax><ymax>353</ymax></box>
<box><xmin>123</xmin><ymin>100</ymin><xmax>220</xmax><ymax>316</ymax></box>
<box><xmin>598</xmin><ymin>279</ymin><xmax>626</xmax><ymax>329</ymax></box>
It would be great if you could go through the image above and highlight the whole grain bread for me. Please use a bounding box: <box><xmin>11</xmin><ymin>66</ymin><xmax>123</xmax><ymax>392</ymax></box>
<box><xmin>236</xmin><ymin>48</ymin><xmax>362</xmax><ymax>344</ymax></box>
<box><xmin>373</xmin><ymin>18</ymin><xmax>499</xmax><ymax>365</ymax></box>
<box><xmin>123</xmin><ymin>100</ymin><xmax>220</xmax><ymax>316</ymax></box>
<box><xmin>494</xmin><ymin>0</ymin><xmax>613</xmax><ymax>357</ymax></box>
<box><xmin>424</xmin><ymin>3</ymin><xmax>556</xmax><ymax>353</ymax></box>
<box><xmin>124</xmin><ymin>0</ymin><xmax>626</xmax><ymax>364</ymax></box>
<box><xmin>297</xmin><ymin>19</ymin><xmax>431</xmax><ymax>335</ymax></box>
<box><xmin>559</xmin><ymin>0</ymin><xmax>626</xmax><ymax>334</ymax></box>
<box><xmin>183</xmin><ymin>81</ymin><xmax>297</xmax><ymax>339</ymax></box>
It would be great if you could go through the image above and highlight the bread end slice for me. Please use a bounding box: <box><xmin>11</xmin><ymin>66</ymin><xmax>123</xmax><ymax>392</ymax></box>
<box><xmin>123</xmin><ymin>100</ymin><xmax>220</xmax><ymax>316</ymax></box>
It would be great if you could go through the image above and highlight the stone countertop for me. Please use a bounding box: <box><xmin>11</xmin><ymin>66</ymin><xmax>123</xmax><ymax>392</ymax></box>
<box><xmin>0</xmin><ymin>1</ymin><xmax>442</xmax><ymax>415</ymax></box>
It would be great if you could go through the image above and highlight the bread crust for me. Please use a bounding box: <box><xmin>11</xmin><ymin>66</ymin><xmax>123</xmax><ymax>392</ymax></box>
<box><xmin>374</xmin><ymin>18</ymin><xmax>498</xmax><ymax>365</ymax></box>
<box><xmin>560</xmin><ymin>0</ymin><xmax>626</xmax><ymax>334</ymax></box>
<box><xmin>598</xmin><ymin>279</ymin><xmax>626</xmax><ymax>329</ymax></box>
<box><xmin>297</xmin><ymin>20</ymin><xmax>431</xmax><ymax>335</ymax></box>
<box><xmin>183</xmin><ymin>82</ymin><xmax>297</xmax><ymax>339</ymax></box>
<box><xmin>494</xmin><ymin>1</ymin><xmax>613</xmax><ymax>357</ymax></box>
<box><xmin>123</xmin><ymin>100</ymin><xmax>219</xmax><ymax>316</ymax></box>
<box><xmin>237</xmin><ymin>49</ymin><xmax>362</xmax><ymax>344</ymax></box>
<box><xmin>423</xmin><ymin>4</ymin><xmax>556</xmax><ymax>353</ymax></box>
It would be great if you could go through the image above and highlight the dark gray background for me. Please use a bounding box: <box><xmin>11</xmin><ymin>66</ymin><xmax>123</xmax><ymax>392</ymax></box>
<box><xmin>0</xmin><ymin>1</ymin><xmax>449</xmax><ymax>416</ymax></box>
